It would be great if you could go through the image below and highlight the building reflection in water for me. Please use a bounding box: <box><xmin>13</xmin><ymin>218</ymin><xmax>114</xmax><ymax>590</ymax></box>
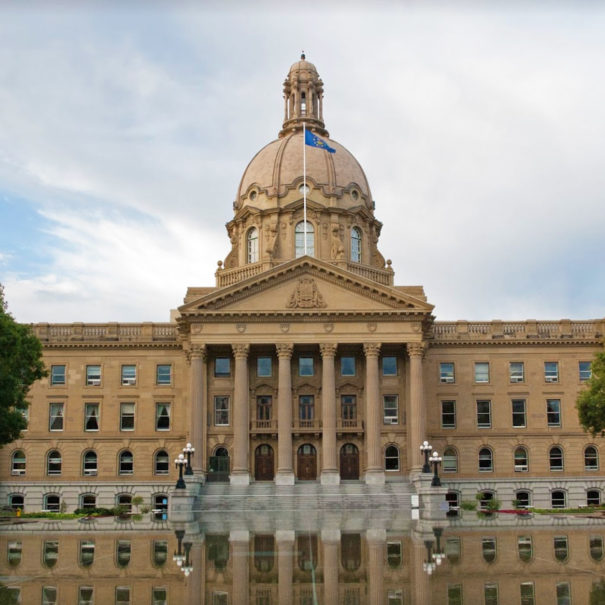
<box><xmin>2</xmin><ymin>514</ymin><xmax>605</xmax><ymax>604</ymax></box>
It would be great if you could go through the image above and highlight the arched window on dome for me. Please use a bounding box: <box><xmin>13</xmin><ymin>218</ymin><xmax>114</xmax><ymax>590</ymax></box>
<box><xmin>247</xmin><ymin>227</ymin><xmax>259</xmax><ymax>264</ymax></box>
<box><xmin>295</xmin><ymin>221</ymin><xmax>314</xmax><ymax>257</ymax></box>
<box><xmin>351</xmin><ymin>227</ymin><xmax>362</xmax><ymax>263</ymax></box>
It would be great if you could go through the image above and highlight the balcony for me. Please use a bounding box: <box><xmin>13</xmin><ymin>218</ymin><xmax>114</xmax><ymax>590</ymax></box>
<box><xmin>293</xmin><ymin>419</ymin><xmax>322</xmax><ymax>436</ymax></box>
<box><xmin>336</xmin><ymin>418</ymin><xmax>364</xmax><ymax>436</ymax></box>
<box><xmin>250</xmin><ymin>419</ymin><xmax>277</xmax><ymax>436</ymax></box>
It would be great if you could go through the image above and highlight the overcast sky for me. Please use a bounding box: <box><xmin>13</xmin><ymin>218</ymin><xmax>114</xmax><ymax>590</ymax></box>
<box><xmin>1</xmin><ymin>2</ymin><xmax>604</xmax><ymax>324</ymax></box>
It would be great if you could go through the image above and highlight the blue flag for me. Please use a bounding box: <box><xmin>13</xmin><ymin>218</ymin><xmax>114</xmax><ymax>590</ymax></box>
<box><xmin>305</xmin><ymin>130</ymin><xmax>336</xmax><ymax>153</ymax></box>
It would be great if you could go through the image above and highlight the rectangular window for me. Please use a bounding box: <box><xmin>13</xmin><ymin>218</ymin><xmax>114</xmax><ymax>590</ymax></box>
<box><xmin>383</xmin><ymin>395</ymin><xmax>398</xmax><ymax>424</ymax></box>
<box><xmin>121</xmin><ymin>365</ymin><xmax>136</xmax><ymax>386</ymax></box>
<box><xmin>518</xmin><ymin>536</ymin><xmax>532</xmax><ymax>562</ymax></box>
<box><xmin>520</xmin><ymin>583</ymin><xmax>535</xmax><ymax>605</ymax></box>
<box><xmin>299</xmin><ymin>357</ymin><xmax>314</xmax><ymax>376</ymax></box>
<box><xmin>49</xmin><ymin>403</ymin><xmax>64</xmax><ymax>431</ymax></box>
<box><xmin>42</xmin><ymin>586</ymin><xmax>57</xmax><ymax>605</ymax></box>
<box><xmin>78</xmin><ymin>586</ymin><xmax>94</xmax><ymax>605</ymax></box>
<box><xmin>477</xmin><ymin>400</ymin><xmax>491</xmax><ymax>428</ymax></box>
<box><xmin>257</xmin><ymin>357</ymin><xmax>272</xmax><ymax>377</ymax></box>
<box><xmin>510</xmin><ymin>362</ymin><xmax>524</xmax><ymax>383</ymax></box>
<box><xmin>86</xmin><ymin>365</ymin><xmax>101</xmax><ymax>386</ymax></box>
<box><xmin>120</xmin><ymin>402</ymin><xmax>135</xmax><ymax>431</ymax></box>
<box><xmin>153</xmin><ymin>540</ymin><xmax>168</xmax><ymax>566</ymax></box>
<box><xmin>115</xmin><ymin>586</ymin><xmax>130</xmax><ymax>604</ymax></box>
<box><xmin>84</xmin><ymin>403</ymin><xmax>99</xmax><ymax>431</ymax></box>
<box><xmin>340</xmin><ymin>356</ymin><xmax>356</xmax><ymax>376</ymax></box>
<box><xmin>156</xmin><ymin>364</ymin><xmax>171</xmax><ymax>385</ymax></box>
<box><xmin>556</xmin><ymin>583</ymin><xmax>570</xmax><ymax>605</ymax></box>
<box><xmin>79</xmin><ymin>541</ymin><xmax>95</xmax><ymax>567</ymax></box>
<box><xmin>7</xmin><ymin>541</ymin><xmax>22</xmax><ymax>566</ymax></box>
<box><xmin>50</xmin><ymin>365</ymin><xmax>66</xmax><ymax>386</ymax></box>
<box><xmin>547</xmin><ymin>399</ymin><xmax>561</xmax><ymax>427</ymax></box>
<box><xmin>512</xmin><ymin>399</ymin><xmax>526</xmax><ymax>428</ymax></box>
<box><xmin>256</xmin><ymin>395</ymin><xmax>272</xmax><ymax>421</ymax></box>
<box><xmin>382</xmin><ymin>356</ymin><xmax>397</xmax><ymax>376</ymax></box>
<box><xmin>299</xmin><ymin>395</ymin><xmax>314</xmax><ymax>421</ymax></box>
<box><xmin>214</xmin><ymin>357</ymin><xmax>231</xmax><ymax>377</ymax></box>
<box><xmin>445</xmin><ymin>537</ymin><xmax>461</xmax><ymax>563</ymax></box>
<box><xmin>580</xmin><ymin>361</ymin><xmax>592</xmax><ymax>381</ymax></box>
<box><xmin>152</xmin><ymin>588</ymin><xmax>168</xmax><ymax>605</ymax></box>
<box><xmin>155</xmin><ymin>403</ymin><xmax>171</xmax><ymax>430</ymax></box>
<box><xmin>214</xmin><ymin>396</ymin><xmax>229</xmax><ymax>426</ymax></box>
<box><xmin>440</xmin><ymin>362</ymin><xmax>455</xmax><ymax>383</ymax></box>
<box><xmin>475</xmin><ymin>362</ymin><xmax>490</xmax><ymax>383</ymax></box>
<box><xmin>447</xmin><ymin>584</ymin><xmax>462</xmax><ymax>605</ymax></box>
<box><xmin>482</xmin><ymin>537</ymin><xmax>497</xmax><ymax>562</ymax></box>
<box><xmin>441</xmin><ymin>400</ymin><xmax>456</xmax><ymax>428</ymax></box>
<box><xmin>554</xmin><ymin>536</ymin><xmax>568</xmax><ymax>562</ymax></box>
<box><xmin>341</xmin><ymin>395</ymin><xmax>357</xmax><ymax>422</ymax></box>
<box><xmin>484</xmin><ymin>584</ymin><xmax>498</xmax><ymax>605</ymax></box>
<box><xmin>545</xmin><ymin>361</ymin><xmax>559</xmax><ymax>383</ymax></box>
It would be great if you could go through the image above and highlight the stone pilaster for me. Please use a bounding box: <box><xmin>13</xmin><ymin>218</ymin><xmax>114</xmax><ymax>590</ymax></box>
<box><xmin>231</xmin><ymin>344</ymin><xmax>250</xmax><ymax>485</ymax></box>
<box><xmin>407</xmin><ymin>342</ymin><xmax>426</xmax><ymax>477</ymax></box>
<box><xmin>276</xmin><ymin>530</ymin><xmax>295</xmax><ymax>605</ymax></box>
<box><xmin>364</xmin><ymin>343</ymin><xmax>384</xmax><ymax>484</ymax></box>
<box><xmin>276</xmin><ymin>343</ymin><xmax>295</xmax><ymax>485</ymax></box>
<box><xmin>230</xmin><ymin>531</ymin><xmax>250</xmax><ymax>605</ymax></box>
<box><xmin>320</xmin><ymin>343</ymin><xmax>339</xmax><ymax>485</ymax></box>
<box><xmin>367</xmin><ymin>529</ymin><xmax>386</xmax><ymax>605</ymax></box>
<box><xmin>189</xmin><ymin>344</ymin><xmax>206</xmax><ymax>476</ymax></box>
<box><xmin>322</xmin><ymin>529</ymin><xmax>340</xmax><ymax>605</ymax></box>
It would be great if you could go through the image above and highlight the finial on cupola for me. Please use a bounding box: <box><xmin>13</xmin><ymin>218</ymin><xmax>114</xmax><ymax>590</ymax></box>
<box><xmin>301</xmin><ymin>51</ymin><xmax>305</xmax><ymax>60</ymax></box>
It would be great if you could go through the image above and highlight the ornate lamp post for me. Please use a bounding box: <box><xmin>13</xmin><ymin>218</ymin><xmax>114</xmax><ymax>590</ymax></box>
<box><xmin>430</xmin><ymin>451</ymin><xmax>442</xmax><ymax>487</ymax></box>
<box><xmin>183</xmin><ymin>443</ymin><xmax>195</xmax><ymax>476</ymax></box>
<box><xmin>423</xmin><ymin>539</ymin><xmax>436</xmax><ymax>575</ymax></box>
<box><xmin>181</xmin><ymin>541</ymin><xmax>193</xmax><ymax>576</ymax></box>
<box><xmin>173</xmin><ymin>529</ymin><xmax>185</xmax><ymax>567</ymax></box>
<box><xmin>175</xmin><ymin>453</ymin><xmax>187</xmax><ymax>489</ymax></box>
<box><xmin>432</xmin><ymin>527</ymin><xmax>444</xmax><ymax>565</ymax></box>
<box><xmin>420</xmin><ymin>441</ymin><xmax>433</xmax><ymax>473</ymax></box>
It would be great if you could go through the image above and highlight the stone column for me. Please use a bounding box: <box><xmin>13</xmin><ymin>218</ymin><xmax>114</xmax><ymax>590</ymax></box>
<box><xmin>190</xmin><ymin>345</ymin><xmax>206</xmax><ymax>476</ymax></box>
<box><xmin>231</xmin><ymin>344</ymin><xmax>250</xmax><ymax>485</ymax></box>
<box><xmin>320</xmin><ymin>343</ymin><xmax>339</xmax><ymax>485</ymax></box>
<box><xmin>367</xmin><ymin>529</ymin><xmax>386</xmax><ymax>605</ymax></box>
<box><xmin>187</xmin><ymin>541</ymin><xmax>204</xmax><ymax>605</ymax></box>
<box><xmin>411</xmin><ymin>531</ymin><xmax>431</xmax><ymax>605</ymax></box>
<box><xmin>407</xmin><ymin>343</ymin><xmax>426</xmax><ymax>476</ymax></box>
<box><xmin>364</xmin><ymin>343</ymin><xmax>385</xmax><ymax>485</ymax></box>
<box><xmin>276</xmin><ymin>530</ymin><xmax>295</xmax><ymax>605</ymax></box>
<box><xmin>276</xmin><ymin>344</ymin><xmax>295</xmax><ymax>485</ymax></box>
<box><xmin>230</xmin><ymin>531</ymin><xmax>250</xmax><ymax>605</ymax></box>
<box><xmin>322</xmin><ymin>529</ymin><xmax>340</xmax><ymax>605</ymax></box>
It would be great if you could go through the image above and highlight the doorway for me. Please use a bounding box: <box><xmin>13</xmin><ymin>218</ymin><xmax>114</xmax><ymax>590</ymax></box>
<box><xmin>297</xmin><ymin>444</ymin><xmax>317</xmax><ymax>480</ymax></box>
<box><xmin>254</xmin><ymin>444</ymin><xmax>275</xmax><ymax>481</ymax></box>
<box><xmin>340</xmin><ymin>443</ymin><xmax>360</xmax><ymax>480</ymax></box>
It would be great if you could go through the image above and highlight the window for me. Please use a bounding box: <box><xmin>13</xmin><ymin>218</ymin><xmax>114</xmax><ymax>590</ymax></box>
<box><xmin>554</xmin><ymin>536</ymin><xmax>568</xmax><ymax>562</ymax></box>
<box><xmin>590</xmin><ymin>536</ymin><xmax>603</xmax><ymax>561</ymax></box>
<box><xmin>514</xmin><ymin>446</ymin><xmax>528</xmax><ymax>472</ymax></box>
<box><xmin>116</xmin><ymin>540</ymin><xmax>131</xmax><ymax>568</ymax></box>
<box><xmin>340</xmin><ymin>356</ymin><xmax>355</xmax><ymax>376</ymax></box>
<box><xmin>121</xmin><ymin>365</ymin><xmax>136</xmax><ymax>386</ymax></box>
<box><xmin>115</xmin><ymin>587</ymin><xmax>130</xmax><ymax>604</ymax></box>
<box><xmin>440</xmin><ymin>362</ymin><xmax>455</xmax><ymax>383</ymax></box>
<box><xmin>47</xmin><ymin>450</ymin><xmax>62</xmax><ymax>475</ymax></box>
<box><xmin>484</xmin><ymin>584</ymin><xmax>498</xmax><ymax>605</ymax></box>
<box><xmin>50</xmin><ymin>365</ymin><xmax>66</xmax><ymax>385</ymax></box>
<box><xmin>351</xmin><ymin>226</ymin><xmax>362</xmax><ymax>262</ymax></box>
<box><xmin>515</xmin><ymin>490</ymin><xmax>531</xmax><ymax>509</ymax></box>
<box><xmin>387</xmin><ymin>541</ymin><xmax>402</xmax><ymax>569</ymax></box>
<box><xmin>117</xmin><ymin>494</ymin><xmax>132</xmax><ymax>513</ymax></box>
<box><xmin>8</xmin><ymin>494</ymin><xmax>24</xmax><ymax>511</ymax></box>
<box><xmin>86</xmin><ymin>365</ymin><xmax>101</xmax><ymax>385</ymax></box>
<box><xmin>155</xmin><ymin>403</ymin><xmax>171</xmax><ymax>431</ymax></box>
<box><xmin>510</xmin><ymin>361</ymin><xmax>524</xmax><ymax>383</ymax></box>
<box><xmin>556</xmin><ymin>583</ymin><xmax>571</xmax><ymax>605</ymax></box>
<box><xmin>477</xmin><ymin>400</ymin><xmax>491</xmax><ymax>428</ymax></box>
<box><xmin>44</xmin><ymin>494</ymin><xmax>60</xmax><ymax>512</ymax></box>
<box><xmin>441</xmin><ymin>400</ymin><xmax>456</xmax><ymax>428</ymax></box>
<box><xmin>545</xmin><ymin>361</ymin><xmax>559</xmax><ymax>382</ymax></box>
<box><xmin>445</xmin><ymin>537</ymin><xmax>461</xmax><ymax>563</ymax></box>
<box><xmin>214</xmin><ymin>357</ymin><xmax>231</xmax><ymax>377</ymax></box>
<box><xmin>443</xmin><ymin>447</ymin><xmax>458</xmax><ymax>472</ymax></box>
<box><xmin>153</xmin><ymin>494</ymin><xmax>168</xmax><ymax>521</ymax></box>
<box><xmin>154</xmin><ymin>450</ymin><xmax>169</xmax><ymax>475</ymax></box>
<box><xmin>299</xmin><ymin>357</ymin><xmax>314</xmax><ymax>376</ymax></box>
<box><xmin>587</xmin><ymin>489</ymin><xmax>601</xmax><ymax>506</ymax></box>
<box><xmin>84</xmin><ymin>403</ymin><xmax>99</xmax><ymax>431</ymax></box>
<box><xmin>580</xmin><ymin>361</ymin><xmax>592</xmax><ymax>381</ymax></box>
<box><xmin>153</xmin><ymin>540</ymin><xmax>168</xmax><ymax>567</ymax></box>
<box><xmin>247</xmin><ymin>227</ymin><xmax>259</xmax><ymax>263</ymax></box>
<box><xmin>446</xmin><ymin>491</ymin><xmax>460</xmax><ymax>516</ymax></box>
<box><xmin>256</xmin><ymin>395</ymin><xmax>272</xmax><ymax>421</ymax></box>
<box><xmin>482</xmin><ymin>537</ymin><xmax>496</xmax><ymax>563</ymax></box>
<box><xmin>152</xmin><ymin>588</ymin><xmax>168</xmax><ymax>605</ymax></box>
<box><xmin>156</xmin><ymin>364</ymin><xmax>171</xmax><ymax>385</ymax></box>
<box><xmin>7</xmin><ymin>541</ymin><xmax>22</xmax><ymax>566</ymax></box>
<box><xmin>547</xmin><ymin>399</ymin><xmax>561</xmax><ymax>427</ymax></box>
<box><xmin>518</xmin><ymin>536</ymin><xmax>533</xmax><ymax>562</ymax></box>
<box><xmin>385</xmin><ymin>445</ymin><xmax>400</xmax><ymax>471</ymax></box>
<box><xmin>257</xmin><ymin>357</ymin><xmax>272</xmax><ymax>377</ymax></box>
<box><xmin>299</xmin><ymin>395</ymin><xmax>314</xmax><ymax>421</ymax></box>
<box><xmin>585</xmin><ymin>445</ymin><xmax>599</xmax><ymax>470</ymax></box>
<box><xmin>83</xmin><ymin>450</ymin><xmax>97</xmax><ymax>476</ymax></box>
<box><xmin>474</xmin><ymin>362</ymin><xmax>489</xmax><ymax>383</ymax></box>
<box><xmin>214</xmin><ymin>396</ymin><xmax>230</xmax><ymax>426</ymax></box>
<box><xmin>551</xmin><ymin>489</ymin><xmax>566</xmax><ymax>508</ymax></box>
<box><xmin>341</xmin><ymin>395</ymin><xmax>356</xmax><ymax>422</ymax></box>
<box><xmin>382</xmin><ymin>356</ymin><xmax>397</xmax><ymax>376</ymax></box>
<box><xmin>512</xmin><ymin>399</ymin><xmax>526</xmax><ymax>428</ymax></box>
<box><xmin>520</xmin><ymin>582</ymin><xmax>535</xmax><ymax>605</ymax></box>
<box><xmin>448</xmin><ymin>585</ymin><xmax>462</xmax><ymax>605</ymax></box>
<box><xmin>479</xmin><ymin>447</ymin><xmax>493</xmax><ymax>472</ymax></box>
<box><xmin>11</xmin><ymin>450</ymin><xmax>25</xmax><ymax>475</ymax></box>
<box><xmin>119</xmin><ymin>450</ymin><xmax>134</xmax><ymax>475</ymax></box>
<box><xmin>78</xmin><ymin>586</ymin><xmax>94</xmax><ymax>605</ymax></box>
<box><xmin>49</xmin><ymin>402</ymin><xmax>64</xmax><ymax>431</ymax></box>
<box><xmin>478</xmin><ymin>491</ymin><xmax>496</xmax><ymax>509</ymax></box>
<box><xmin>80</xmin><ymin>494</ymin><xmax>96</xmax><ymax>510</ymax></box>
<box><xmin>550</xmin><ymin>446</ymin><xmax>564</xmax><ymax>471</ymax></box>
<box><xmin>43</xmin><ymin>541</ymin><xmax>58</xmax><ymax>567</ymax></box>
<box><xmin>295</xmin><ymin>221</ymin><xmax>314</xmax><ymax>257</ymax></box>
<box><xmin>120</xmin><ymin>402</ymin><xmax>135</xmax><ymax>430</ymax></box>
<box><xmin>42</xmin><ymin>586</ymin><xmax>57</xmax><ymax>605</ymax></box>
<box><xmin>383</xmin><ymin>395</ymin><xmax>398</xmax><ymax>424</ymax></box>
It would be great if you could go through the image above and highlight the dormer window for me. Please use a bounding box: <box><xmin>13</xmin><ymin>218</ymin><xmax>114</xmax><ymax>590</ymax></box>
<box><xmin>295</xmin><ymin>221</ymin><xmax>314</xmax><ymax>257</ymax></box>
<box><xmin>301</xmin><ymin>92</ymin><xmax>306</xmax><ymax>115</ymax></box>
<box><xmin>247</xmin><ymin>227</ymin><xmax>259</xmax><ymax>263</ymax></box>
<box><xmin>351</xmin><ymin>227</ymin><xmax>362</xmax><ymax>263</ymax></box>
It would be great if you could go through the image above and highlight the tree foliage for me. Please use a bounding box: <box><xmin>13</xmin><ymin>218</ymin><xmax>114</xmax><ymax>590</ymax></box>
<box><xmin>0</xmin><ymin>284</ymin><xmax>47</xmax><ymax>446</ymax></box>
<box><xmin>576</xmin><ymin>351</ymin><xmax>605</xmax><ymax>437</ymax></box>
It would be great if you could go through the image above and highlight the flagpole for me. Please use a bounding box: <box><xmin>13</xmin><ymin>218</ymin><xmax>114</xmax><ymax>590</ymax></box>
<box><xmin>303</xmin><ymin>122</ymin><xmax>307</xmax><ymax>256</ymax></box>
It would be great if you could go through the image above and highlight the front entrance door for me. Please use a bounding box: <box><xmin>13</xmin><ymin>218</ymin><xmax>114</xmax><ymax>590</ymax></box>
<box><xmin>208</xmin><ymin>447</ymin><xmax>230</xmax><ymax>483</ymax></box>
<box><xmin>297</xmin><ymin>444</ymin><xmax>317</xmax><ymax>480</ymax></box>
<box><xmin>254</xmin><ymin>444</ymin><xmax>274</xmax><ymax>481</ymax></box>
<box><xmin>340</xmin><ymin>443</ymin><xmax>360</xmax><ymax>480</ymax></box>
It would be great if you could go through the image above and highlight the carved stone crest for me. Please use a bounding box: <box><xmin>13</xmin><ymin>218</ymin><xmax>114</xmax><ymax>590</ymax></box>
<box><xmin>287</xmin><ymin>277</ymin><xmax>327</xmax><ymax>309</ymax></box>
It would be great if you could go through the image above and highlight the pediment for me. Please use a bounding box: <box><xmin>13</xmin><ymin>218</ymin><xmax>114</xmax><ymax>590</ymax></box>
<box><xmin>179</xmin><ymin>257</ymin><xmax>433</xmax><ymax>318</ymax></box>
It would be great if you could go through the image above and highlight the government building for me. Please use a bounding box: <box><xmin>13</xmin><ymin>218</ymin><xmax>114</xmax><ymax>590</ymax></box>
<box><xmin>1</xmin><ymin>55</ymin><xmax>603</xmax><ymax>515</ymax></box>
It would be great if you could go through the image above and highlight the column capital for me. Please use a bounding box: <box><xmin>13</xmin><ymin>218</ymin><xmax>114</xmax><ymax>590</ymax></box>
<box><xmin>319</xmin><ymin>343</ymin><xmax>338</xmax><ymax>358</ymax></box>
<box><xmin>406</xmin><ymin>342</ymin><xmax>426</xmax><ymax>358</ymax></box>
<box><xmin>189</xmin><ymin>343</ymin><xmax>207</xmax><ymax>361</ymax></box>
<box><xmin>232</xmin><ymin>343</ymin><xmax>250</xmax><ymax>359</ymax></box>
<box><xmin>363</xmin><ymin>343</ymin><xmax>381</xmax><ymax>358</ymax></box>
<box><xmin>276</xmin><ymin>343</ymin><xmax>294</xmax><ymax>359</ymax></box>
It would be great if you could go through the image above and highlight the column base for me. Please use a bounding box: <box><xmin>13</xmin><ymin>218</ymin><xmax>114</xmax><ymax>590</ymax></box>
<box><xmin>230</xmin><ymin>471</ymin><xmax>250</xmax><ymax>486</ymax></box>
<box><xmin>275</xmin><ymin>471</ymin><xmax>295</xmax><ymax>486</ymax></box>
<box><xmin>320</xmin><ymin>470</ymin><xmax>341</xmax><ymax>485</ymax></box>
<box><xmin>364</xmin><ymin>470</ymin><xmax>386</xmax><ymax>485</ymax></box>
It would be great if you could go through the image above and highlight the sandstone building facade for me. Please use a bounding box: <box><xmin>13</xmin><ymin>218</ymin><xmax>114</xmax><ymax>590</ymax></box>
<box><xmin>1</xmin><ymin>56</ymin><xmax>603</xmax><ymax>513</ymax></box>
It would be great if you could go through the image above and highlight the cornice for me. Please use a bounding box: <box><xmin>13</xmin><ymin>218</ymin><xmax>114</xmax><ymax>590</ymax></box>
<box><xmin>42</xmin><ymin>342</ymin><xmax>183</xmax><ymax>351</ymax></box>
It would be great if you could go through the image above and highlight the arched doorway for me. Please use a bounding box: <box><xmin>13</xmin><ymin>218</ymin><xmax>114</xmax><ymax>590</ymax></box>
<box><xmin>254</xmin><ymin>444</ymin><xmax>275</xmax><ymax>481</ymax></box>
<box><xmin>208</xmin><ymin>447</ymin><xmax>230</xmax><ymax>482</ymax></box>
<box><xmin>297</xmin><ymin>444</ymin><xmax>317</xmax><ymax>480</ymax></box>
<box><xmin>340</xmin><ymin>443</ymin><xmax>360</xmax><ymax>480</ymax></box>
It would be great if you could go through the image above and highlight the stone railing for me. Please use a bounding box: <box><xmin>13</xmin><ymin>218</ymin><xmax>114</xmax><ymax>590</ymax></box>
<box><xmin>33</xmin><ymin>322</ymin><xmax>179</xmax><ymax>344</ymax></box>
<box><xmin>344</xmin><ymin>262</ymin><xmax>394</xmax><ymax>286</ymax></box>
<box><xmin>432</xmin><ymin>319</ymin><xmax>604</xmax><ymax>343</ymax></box>
<box><xmin>216</xmin><ymin>262</ymin><xmax>265</xmax><ymax>287</ymax></box>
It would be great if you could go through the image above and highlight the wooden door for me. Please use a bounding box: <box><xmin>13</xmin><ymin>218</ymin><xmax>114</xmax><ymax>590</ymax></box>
<box><xmin>254</xmin><ymin>444</ymin><xmax>274</xmax><ymax>481</ymax></box>
<box><xmin>340</xmin><ymin>443</ymin><xmax>360</xmax><ymax>480</ymax></box>
<box><xmin>297</xmin><ymin>444</ymin><xmax>317</xmax><ymax>480</ymax></box>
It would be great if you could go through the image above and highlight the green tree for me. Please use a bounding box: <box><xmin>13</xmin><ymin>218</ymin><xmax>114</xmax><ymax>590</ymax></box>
<box><xmin>577</xmin><ymin>351</ymin><xmax>605</xmax><ymax>437</ymax></box>
<box><xmin>0</xmin><ymin>284</ymin><xmax>47</xmax><ymax>446</ymax></box>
